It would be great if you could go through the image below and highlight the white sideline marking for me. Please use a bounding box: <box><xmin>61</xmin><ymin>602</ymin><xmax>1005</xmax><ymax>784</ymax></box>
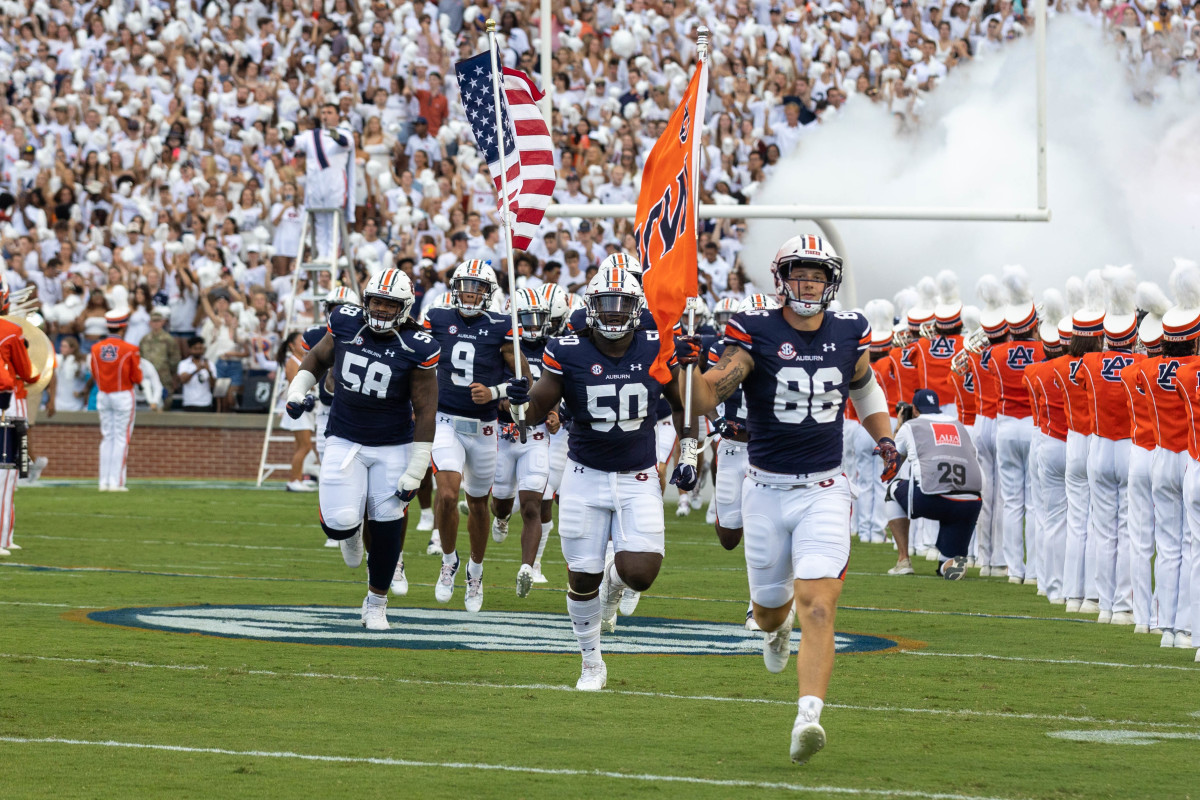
<box><xmin>0</xmin><ymin>735</ymin><xmax>1024</xmax><ymax>799</ymax></box>
<box><xmin>0</xmin><ymin>601</ymin><xmax>79</xmax><ymax>608</ymax></box>
<box><xmin>4</xmin><ymin>653</ymin><xmax>1197</xmax><ymax>731</ymax></box>
<box><xmin>903</xmin><ymin>651</ymin><xmax>1200</xmax><ymax>672</ymax></box>
<box><xmin>1047</xmin><ymin>729</ymin><xmax>1200</xmax><ymax>745</ymax></box>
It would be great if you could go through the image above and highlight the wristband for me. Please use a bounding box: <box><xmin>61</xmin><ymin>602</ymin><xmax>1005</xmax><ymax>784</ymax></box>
<box><xmin>489</xmin><ymin>383</ymin><xmax>509</xmax><ymax>401</ymax></box>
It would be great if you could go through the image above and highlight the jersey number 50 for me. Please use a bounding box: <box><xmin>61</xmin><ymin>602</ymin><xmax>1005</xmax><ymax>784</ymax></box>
<box><xmin>341</xmin><ymin>353</ymin><xmax>392</xmax><ymax>398</ymax></box>
<box><xmin>773</xmin><ymin>366</ymin><xmax>842</xmax><ymax>424</ymax></box>
<box><xmin>586</xmin><ymin>384</ymin><xmax>648</xmax><ymax>432</ymax></box>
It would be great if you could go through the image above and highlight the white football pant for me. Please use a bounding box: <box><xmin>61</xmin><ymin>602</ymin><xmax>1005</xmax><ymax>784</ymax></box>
<box><xmin>713</xmin><ymin>440</ymin><xmax>749</xmax><ymax>529</ymax></box>
<box><xmin>432</xmin><ymin>415</ymin><xmax>498</xmax><ymax>498</ymax></box>
<box><xmin>1063</xmin><ymin>431</ymin><xmax>1092</xmax><ymax>601</ymax></box>
<box><xmin>558</xmin><ymin>459</ymin><xmax>664</xmax><ymax>575</ymax></box>
<box><xmin>319</xmin><ymin>436</ymin><xmax>411</xmax><ymax>528</ymax></box>
<box><xmin>98</xmin><ymin>389</ymin><xmax>136</xmax><ymax>490</ymax></box>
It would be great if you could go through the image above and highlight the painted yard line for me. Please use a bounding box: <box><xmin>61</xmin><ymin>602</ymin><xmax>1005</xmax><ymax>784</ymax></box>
<box><xmin>903</xmin><ymin>651</ymin><xmax>1200</xmax><ymax>672</ymax></box>
<box><xmin>0</xmin><ymin>562</ymin><xmax>1119</xmax><ymax>622</ymax></box>
<box><xmin>0</xmin><ymin>735</ymin><xmax>1027</xmax><ymax>800</ymax></box>
<box><xmin>25</xmin><ymin>511</ymin><xmax>309</xmax><ymax>529</ymax></box>
<box><xmin>0</xmin><ymin>601</ymin><xmax>80</xmax><ymax>608</ymax></box>
<box><xmin>5</xmin><ymin>653</ymin><xmax>1198</xmax><ymax>731</ymax></box>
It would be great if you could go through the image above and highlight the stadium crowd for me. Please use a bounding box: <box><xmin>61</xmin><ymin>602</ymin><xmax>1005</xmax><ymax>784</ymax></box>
<box><xmin>0</xmin><ymin>0</ymin><xmax>1195</xmax><ymax>412</ymax></box>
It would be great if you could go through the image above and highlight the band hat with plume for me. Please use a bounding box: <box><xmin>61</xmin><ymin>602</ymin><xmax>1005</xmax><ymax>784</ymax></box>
<box><xmin>934</xmin><ymin>269</ymin><xmax>963</xmax><ymax>328</ymax></box>
<box><xmin>1101</xmin><ymin>265</ymin><xmax>1138</xmax><ymax>347</ymax></box>
<box><xmin>865</xmin><ymin>298</ymin><xmax>896</xmax><ymax>345</ymax></box>
<box><xmin>1039</xmin><ymin>288</ymin><xmax>1066</xmax><ymax>346</ymax></box>
<box><xmin>892</xmin><ymin>286</ymin><xmax>918</xmax><ymax>334</ymax></box>
<box><xmin>907</xmin><ymin>276</ymin><xmax>938</xmax><ymax>327</ymax></box>
<box><xmin>1161</xmin><ymin>258</ymin><xmax>1200</xmax><ymax>342</ymax></box>
<box><xmin>1002</xmin><ymin>265</ymin><xmax>1037</xmax><ymax>334</ymax></box>
<box><xmin>1135</xmin><ymin>280</ymin><xmax>1170</xmax><ymax>348</ymax></box>
<box><xmin>975</xmin><ymin>274</ymin><xmax>1009</xmax><ymax>336</ymax></box>
<box><xmin>1072</xmin><ymin>269</ymin><xmax>1107</xmax><ymax>338</ymax></box>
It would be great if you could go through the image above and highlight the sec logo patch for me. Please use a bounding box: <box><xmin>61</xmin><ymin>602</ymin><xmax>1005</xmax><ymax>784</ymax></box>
<box><xmin>590</xmin><ymin>364</ymin><xmax>603</xmax><ymax>375</ymax></box>
<box><xmin>777</xmin><ymin>342</ymin><xmax>796</xmax><ymax>360</ymax></box>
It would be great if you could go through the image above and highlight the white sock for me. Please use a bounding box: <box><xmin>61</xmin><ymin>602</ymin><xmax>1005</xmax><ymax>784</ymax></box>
<box><xmin>567</xmin><ymin>596</ymin><xmax>602</xmax><ymax>666</ymax></box>
<box><xmin>467</xmin><ymin>558</ymin><xmax>483</xmax><ymax>580</ymax></box>
<box><xmin>767</xmin><ymin>601</ymin><xmax>795</xmax><ymax>633</ymax></box>
<box><xmin>535</xmin><ymin>521</ymin><xmax>552</xmax><ymax>565</ymax></box>
<box><xmin>606</xmin><ymin>561</ymin><xmax>627</xmax><ymax>592</ymax></box>
<box><xmin>797</xmin><ymin>695</ymin><xmax>824</xmax><ymax>723</ymax></box>
<box><xmin>366</xmin><ymin>591</ymin><xmax>387</xmax><ymax>605</ymax></box>
<box><xmin>605</xmin><ymin>540</ymin><xmax>615</xmax><ymax>560</ymax></box>
<box><xmin>442</xmin><ymin>550</ymin><xmax>458</xmax><ymax>566</ymax></box>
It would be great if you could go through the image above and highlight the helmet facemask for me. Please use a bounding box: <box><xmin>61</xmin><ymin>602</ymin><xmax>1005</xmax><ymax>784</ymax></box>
<box><xmin>586</xmin><ymin>291</ymin><xmax>641</xmax><ymax>339</ymax></box>
<box><xmin>775</xmin><ymin>258</ymin><xmax>840</xmax><ymax>317</ymax></box>
<box><xmin>517</xmin><ymin>307</ymin><xmax>549</xmax><ymax>342</ymax></box>
<box><xmin>364</xmin><ymin>295</ymin><xmax>405</xmax><ymax>333</ymax></box>
<box><xmin>451</xmin><ymin>277</ymin><xmax>491</xmax><ymax>317</ymax></box>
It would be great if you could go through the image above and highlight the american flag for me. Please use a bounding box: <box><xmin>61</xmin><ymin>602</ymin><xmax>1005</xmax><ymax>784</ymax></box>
<box><xmin>454</xmin><ymin>52</ymin><xmax>554</xmax><ymax>251</ymax></box>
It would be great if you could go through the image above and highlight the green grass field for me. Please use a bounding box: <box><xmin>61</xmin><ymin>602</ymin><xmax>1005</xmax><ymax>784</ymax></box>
<box><xmin>1</xmin><ymin>486</ymin><xmax>1196</xmax><ymax>799</ymax></box>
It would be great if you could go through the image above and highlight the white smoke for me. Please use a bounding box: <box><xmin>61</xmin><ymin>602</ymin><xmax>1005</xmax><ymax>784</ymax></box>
<box><xmin>744</xmin><ymin>17</ymin><xmax>1200</xmax><ymax>309</ymax></box>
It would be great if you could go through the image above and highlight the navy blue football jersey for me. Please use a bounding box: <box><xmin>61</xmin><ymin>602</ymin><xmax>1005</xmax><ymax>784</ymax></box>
<box><xmin>706</xmin><ymin>340</ymin><xmax>747</xmax><ymax>425</ymax></box>
<box><xmin>543</xmin><ymin>330</ymin><xmax>666</xmax><ymax>472</ymax></box>
<box><xmin>423</xmin><ymin>307</ymin><xmax>514</xmax><ymax>420</ymax></box>
<box><xmin>725</xmin><ymin>309</ymin><xmax>871</xmax><ymax>474</ymax></box>
<box><xmin>302</xmin><ymin>323</ymin><xmax>335</xmax><ymax>404</ymax></box>
<box><xmin>499</xmin><ymin>339</ymin><xmax>544</xmax><ymax>424</ymax></box>
<box><xmin>326</xmin><ymin>305</ymin><xmax>440</xmax><ymax>446</ymax></box>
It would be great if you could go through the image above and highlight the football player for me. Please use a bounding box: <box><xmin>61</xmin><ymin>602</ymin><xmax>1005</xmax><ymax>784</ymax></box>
<box><xmin>284</xmin><ymin>269</ymin><xmax>439</xmax><ymax>630</ymax></box>
<box><xmin>490</xmin><ymin>288</ymin><xmax>561</xmax><ymax>597</ymax></box>
<box><xmin>707</xmin><ymin>292</ymin><xmax>779</xmax><ymax>629</ymax></box>
<box><xmin>424</xmin><ymin>260</ymin><xmax>529</xmax><ymax>613</ymax></box>
<box><xmin>506</xmin><ymin>267</ymin><xmax>686</xmax><ymax>692</ymax></box>
<box><xmin>675</xmin><ymin>235</ymin><xmax>898</xmax><ymax>765</ymax></box>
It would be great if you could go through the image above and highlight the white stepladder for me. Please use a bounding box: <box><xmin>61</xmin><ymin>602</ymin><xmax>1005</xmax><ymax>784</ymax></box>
<box><xmin>256</xmin><ymin>206</ymin><xmax>360</xmax><ymax>486</ymax></box>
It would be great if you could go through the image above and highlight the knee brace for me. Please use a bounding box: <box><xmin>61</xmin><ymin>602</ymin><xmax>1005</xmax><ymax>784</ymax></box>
<box><xmin>321</xmin><ymin>520</ymin><xmax>358</xmax><ymax>541</ymax></box>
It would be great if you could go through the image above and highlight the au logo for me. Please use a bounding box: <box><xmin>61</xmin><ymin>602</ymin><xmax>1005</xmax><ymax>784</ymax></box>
<box><xmin>86</xmin><ymin>605</ymin><xmax>906</xmax><ymax>656</ymax></box>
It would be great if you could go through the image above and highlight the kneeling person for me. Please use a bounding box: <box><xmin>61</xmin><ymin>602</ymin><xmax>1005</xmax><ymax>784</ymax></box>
<box><xmin>885</xmin><ymin>390</ymin><xmax>984</xmax><ymax>579</ymax></box>
<box><xmin>285</xmin><ymin>269</ymin><xmax>439</xmax><ymax>630</ymax></box>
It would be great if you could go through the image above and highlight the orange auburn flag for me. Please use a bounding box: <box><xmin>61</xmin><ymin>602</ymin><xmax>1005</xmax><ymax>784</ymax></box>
<box><xmin>635</xmin><ymin>54</ymin><xmax>708</xmax><ymax>384</ymax></box>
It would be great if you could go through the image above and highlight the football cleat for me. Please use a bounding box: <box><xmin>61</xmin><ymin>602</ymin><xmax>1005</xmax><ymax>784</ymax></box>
<box><xmin>323</xmin><ymin>538</ymin><xmax>339</xmax><ymax>549</ymax></box>
<box><xmin>619</xmin><ymin>587</ymin><xmax>641</xmax><ymax>616</ymax></box>
<box><xmin>417</xmin><ymin>508</ymin><xmax>434</xmax><ymax>532</ymax></box>
<box><xmin>745</xmin><ymin>605</ymin><xmax>761</xmax><ymax>631</ymax></box>
<box><xmin>516</xmin><ymin>563</ymin><xmax>534</xmax><ymax>598</ymax></box>
<box><xmin>435</xmin><ymin>555</ymin><xmax>460</xmax><ymax>603</ymax></box>
<box><xmin>391</xmin><ymin>559</ymin><xmax>409</xmax><ymax>596</ymax></box>
<box><xmin>286</xmin><ymin>480</ymin><xmax>315</xmax><ymax>493</ymax></box>
<box><xmin>531</xmin><ymin>561</ymin><xmax>549</xmax><ymax>583</ymax></box>
<box><xmin>361</xmin><ymin>594</ymin><xmax>389</xmax><ymax>631</ymax></box>
<box><xmin>790</xmin><ymin>719</ymin><xmax>827</xmax><ymax>765</ymax></box>
<box><xmin>1109</xmin><ymin>611</ymin><xmax>1135</xmax><ymax>626</ymax></box>
<box><xmin>465</xmin><ymin>573</ymin><xmax>484</xmax><ymax>613</ymax></box>
<box><xmin>763</xmin><ymin>609</ymin><xmax>795</xmax><ymax>673</ymax></box>
<box><xmin>940</xmin><ymin>557</ymin><xmax>968</xmax><ymax>580</ymax></box>
<box><xmin>675</xmin><ymin>497</ymin><xmax>690</xmax><ymax>517</ymax></box>
<box><xmin>426</xmin><ymin>529</ymin><xmax>443</xmax><ymax>556</ymax></box>
<box><xmin>705</xmin><ymin>502</ymin><xmax>717</xmax><ymax>525</ymax></box>
<box><xmin>458</xmin><ymin>499</ymin><xmax>470</xmax><ymax>516</ymax></box>
<box><xmin>576</xmin><ymin>660</ymin><xmax>608</xmax><ymax>691</ymax></box>
<box><xmin>492</xmin><ymin>516</ymin><xmax>509</xmax><ymax>543</ymax></box>
<box><xmin>887</xmin><ymin>559</ymin><xmax>914</xmax><ymax>575</ymax></box>
<box><xmin>340</xmin><ymin>529</ymin><xmax>364</xmax><ymax>568</ymax></box>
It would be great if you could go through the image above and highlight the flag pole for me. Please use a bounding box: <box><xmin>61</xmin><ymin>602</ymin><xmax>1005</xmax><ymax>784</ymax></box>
<box><xmin>487</xmin><ymin>18</ymin><xmax>526</xmax><ymax>443</ymax></box>
<box><xmin>682</xmin><ymin>26</ymin><xmax>709</xmax><ymax>441</ymax></box>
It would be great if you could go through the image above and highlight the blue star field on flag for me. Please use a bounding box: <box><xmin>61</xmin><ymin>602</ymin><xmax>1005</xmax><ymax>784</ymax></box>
<box><xmin>454</xmin><ymin>52</ymin><xmax>517</xmax><ymax>165</ymax></box>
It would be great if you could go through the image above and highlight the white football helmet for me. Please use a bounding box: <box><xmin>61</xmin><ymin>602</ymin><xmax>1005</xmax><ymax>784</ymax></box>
<box><xmin>738</xmin><ymin>293</ymin><xmax>782</xmax><ymax>313</ymax></box>
<box><xmin>713</xmin><ymin>297</ymin><xmax>740</xmax><ymax>328</ymax></box>
<box><xmin>362</xmin><ymin>269</ymin><xmax>415</xmax><ymax>333</ymax></box>
<box><xmin>323</xmin><ymin>285</ymin><xmax>360</xmax><ymax>320</ymax></box>
<box><xmin>770</xmin><ymin>234</ymin><xmax>843</xmax><ymax>317</ymax></box>
<box><xmin>538</xmin><ymin>282</ymin><xmax>571</xmax><ymax>336</ymax></box>
<box><xmin>513</xmin><ymin>287</ymin><xmax>550</xmax><ymax>342</ymax></box>
<box><xmin>599</xmin><ymin>252</ymin><xmax>643</xmax><ymax>282</ymax></box>
<box><xmin>678</xmin><ymin>296</ymin><xmax>711</xmax><ymax>332</ymax></box>
<box><xmin>449</xmin><ymin>260</ymin><xmax>498</xmax><ymax>316</ymax></box>
<box><xmin>585</xmin><ymin>267</ymin><xmax>644</xmax><ymax>339</ymax></box>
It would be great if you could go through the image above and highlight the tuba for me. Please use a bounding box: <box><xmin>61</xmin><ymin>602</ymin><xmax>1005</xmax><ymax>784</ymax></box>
<box><xmin>2</xmin><ymin>315</ymin><xmax>55</xmax><ymax>394</ymax></box>
<box><xmin>919</xmin><ymin>320</ymin><xmax>937</xmax><ymax>340</ymax></box>
<box><xmin>892</xmin><ymin>326</ymin><xmax>913</xmax><ymax>348</ymax></box>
